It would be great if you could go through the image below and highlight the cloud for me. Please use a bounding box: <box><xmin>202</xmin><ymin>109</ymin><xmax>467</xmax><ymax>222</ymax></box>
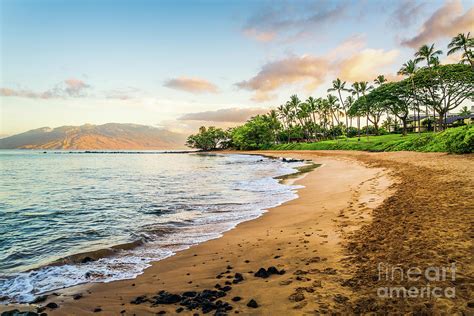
<box><xmin>163</xmin><ymin>77</ymin><xmax>218</xmax><ymax>94</ymax></box>
<box><xmin>327</xmin><ymin>34</ymin><xmax>366</xmax><ymax>59</ymax></box>
<box><xmin>235</xmin><ymin>55</ymin><xmax>330</xmax><ymax>101</ymax></box>
<box><xmin>337</xmin><ymin>49</ymin><xmax>400</xmax><ymax>82</ymax></box>
<box><xmin>243</xmin><ymin>1</ymin><xmax>346</xmax><ymax>42</ymax></box>
<box><xmin>178</xmin><ymin>107</ymin><xmax>269</xmax><ymax>123</ymax></box>
<box><xmin>0</xmin><ymin>87</ymin><xmax>53</xmax><ymax>99</ymax></box>
<box><xmin>1</xmin><ymin>78</ymin><xmax>91</xmax><ymax>99</ymax></box>
<box><xmin>389</xmin><ymin>0</ymin><xmax>426</xmax><ymax>28</ymax></box>
<box><xmin>401</xmin><ymin>0</ymin><xmax>474</xmax><ymax>48</ymax></box>
<box><xmin>64</xmin><ymin>78</ymin><xmax>90</xmax><ymax>97</ymax></box>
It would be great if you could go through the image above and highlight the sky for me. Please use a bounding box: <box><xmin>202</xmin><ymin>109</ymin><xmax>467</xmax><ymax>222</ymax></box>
<box><xmin>0</xmin><ymin>0</ymin><xmax>473</xmax><ymax>136</ymax></box>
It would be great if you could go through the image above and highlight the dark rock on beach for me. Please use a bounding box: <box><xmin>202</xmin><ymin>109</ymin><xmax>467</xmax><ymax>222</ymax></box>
<box><xmin>247</xmin><ymin>299</ymin><xmax>258</xmax><ymax>308</ymax></box>
<box><xmin>254</xmin><ymin>268</ymin><xmax>269</xmax><ymax>278</ymax></box>
<box><xmin>72</xmin><ymin>293</ymin><xmax>83</xmax><ymax>300</ymax></box>
<box><xmin>1</xmin><ymin>310</ymin><xmax>39</xmax><ymax>316</ymax></box>
<box><xmin>45</xmin><ymin>303</ymin><xmax>58</xmax><ymax>310</ymax></box>
<box><xmin>153</xmin><ymin>291</ymin><xmax>182</xmax><ymax>304</ymax></box>
<box><xmin>232</xmin><ymin>273</ymin><xmax>244</xmax><ymax>284</ymax></box>
<box><xmin>254</xmin><ymin>266</ymin><xmax>285</xmax><ymax>278</ymax></box>
<box><xmin>81</xmin><ymin>256</ymin><xmax>94</xmax><ymax>263</ymax></box>
<box><xmin>130</xmin><ymin>295</ymin><xmax>148</xmax><ymax>304</ymax></box>
<box><xmin>31</xmin><ymin>295</ymin><xmax>48</xmax><ymax>304</ymax></box>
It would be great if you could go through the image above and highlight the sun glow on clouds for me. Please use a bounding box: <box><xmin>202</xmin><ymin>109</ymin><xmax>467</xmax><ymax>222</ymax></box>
<box><xmin>235</xmin><ymin>36</ymin><xmax>401</xmax><ymax>101</ymax></box>
<box><xmin>402</xmin><ymin>0</ymin><xmax>473</xmax><ymax>48</ymax></box>
<box><xmin>163</xmin><ymin>77</ymin><xmax>218</xmax><ymax>94</ymax></box>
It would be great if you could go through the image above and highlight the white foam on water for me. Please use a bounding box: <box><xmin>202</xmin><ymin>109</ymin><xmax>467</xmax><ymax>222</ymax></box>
<box><xmin>0</xmin><ymin>154</ymin><xmax>307</xmax><ymax>304</ymax></box>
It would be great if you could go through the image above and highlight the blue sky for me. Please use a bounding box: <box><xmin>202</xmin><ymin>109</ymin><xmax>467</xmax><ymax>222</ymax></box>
<box><xmin>1</xmin><ymin>0</ymin><xmax>472</xmax><ymax>136</ymax></box>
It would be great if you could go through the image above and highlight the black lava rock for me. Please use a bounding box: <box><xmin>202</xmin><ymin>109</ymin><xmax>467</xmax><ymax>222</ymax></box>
<box><xmin>267</xmin><ymin>266</ymin><xmax>280</xmax><ymax>275</ymax></box>
<box><xmin>254</xmin><ymin>268</ymin><xmax>269</xmax><ymax>278</ymax></box>
<box><xmin>153</xmin><ymin>292</ymin><xmax>182</xmax><ymax>304</ymax></box>
<box><xmin>81</xmin><ymin>257</ymin><xmax>94</xmax><ymax>263</ymax></box>
<box><xmin>182</xmin><ymin>291</ymin><xmax>197</xmax><ymax>298</ymax></box>
<box><xmin>45</xmin><ymin>303</ymin><xmax>58</xmax><ymax>309</ymax></box>
<box><xmin>247</xmin><ymin>299</ymin><xmax>258</xmax><ymax>308</ymax></box>
<box><xmin>1</xmin><ymin>310</ymin><xmax>39</xmax><ymax>316</ymax></box>
<box><xmin>31</xmin><ymin>295</ymin><xmax>48</xmax><ymax>304</ymax></box>
<box><xmin>231</xmin><ymin>296</ymin><xmax>242</xmax><ymax>302</ymax></box>
<box><xmin>233</xmin><ymin>273</ymin><xmax>244</xmax><ymax>284</ymax></box>
<box><xmin>72</xmin><ymin>293</ymin><xmax>83</xmax><ymax>300</ymax></box>
<box><xmin>130</xmin><ymin>295</ymin><xmax>147</xmax><ymax>304</ymax></box>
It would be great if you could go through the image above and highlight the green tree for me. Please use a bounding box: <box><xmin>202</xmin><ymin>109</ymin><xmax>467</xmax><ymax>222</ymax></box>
<box><xmin>413</xmin><ymin>64</ymin><xmax>474</xmax><ymax>130</ymax></box>
<box><xmin>327</xmin><ymin>78</ymin><xmax>349</xmax><ymax>134</ymax></box>
<box><xmin>447</xmin><ymin>32</ymin><xmax>473</xmax><ymax>68</ymax></box>
<box><xmin>230</xmin><ymin>115</ymin><xmax>276</xmax><ymax>149</ymax></box>
<box><xmin>398</xmin><ymin>60</ymin><xmax>422</xmax><ymax>133</ymax></box>
<box><xmin>186</xmin><ymin>126</ymin><xmax>228</xmax><ymax>150</ymax></box>
<box><xmin>414</xmin><ymin>44</ymin><xmax>443</xmax><ymax>68</ymax></box>
<box><xmin>459</xmin><ymin>106</ymin><xmax>472</xmax><ymax>117</ymax></box>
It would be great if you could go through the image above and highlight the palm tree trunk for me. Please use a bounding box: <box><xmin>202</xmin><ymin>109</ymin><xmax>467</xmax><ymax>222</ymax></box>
<box><xmin>357</xmin><ymin>116</ymin><xmax>361</xmax><ymax>141</ymax></box>
<box><xmin>417</xmin><ymin>107</ymin><xmax>421</xmax><ymax>134</ymax></box>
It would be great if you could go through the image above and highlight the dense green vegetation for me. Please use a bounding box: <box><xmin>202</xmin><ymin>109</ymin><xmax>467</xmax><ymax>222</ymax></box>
<box><xmin>187</xmin><ymin>34</ymin><xmax>474</xmax><ymax>154</ymax></box>
<box><xmin>269</xmin><ymin>125</ymin><xmax>473</xmax><ymax>154</ymax></box>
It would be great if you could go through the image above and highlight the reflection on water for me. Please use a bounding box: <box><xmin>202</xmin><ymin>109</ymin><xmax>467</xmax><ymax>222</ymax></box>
<box><xmin>0</xmin><ymin>151</ymin><xmax>303</xmax><ymax>303</ymax></box>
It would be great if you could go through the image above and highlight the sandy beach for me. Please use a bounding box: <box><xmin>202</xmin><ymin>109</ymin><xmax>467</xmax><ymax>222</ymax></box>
<box><xmin>2</xmin><ymin>150</ymin><xmax>473</xmax><ymax>315</ymax></box>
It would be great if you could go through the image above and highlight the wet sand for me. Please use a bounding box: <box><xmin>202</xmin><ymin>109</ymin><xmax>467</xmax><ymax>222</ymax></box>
<box><xmin>2</xmin><ymin>151</ymin><xmax>473</xmax><ymax>315</ymax></box>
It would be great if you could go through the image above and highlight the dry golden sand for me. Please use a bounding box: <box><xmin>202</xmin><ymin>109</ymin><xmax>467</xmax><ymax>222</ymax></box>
<box><xmin>2</xmin><ymin>151</ymin><xmax>473</xmax><ymax>315</ymax></box>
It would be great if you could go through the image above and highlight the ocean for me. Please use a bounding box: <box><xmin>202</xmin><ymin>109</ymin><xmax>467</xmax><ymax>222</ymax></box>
<box><xmin>0</xmin><ymin>151</ymin><xmax>304</xmax><ymax>303</ymax></box>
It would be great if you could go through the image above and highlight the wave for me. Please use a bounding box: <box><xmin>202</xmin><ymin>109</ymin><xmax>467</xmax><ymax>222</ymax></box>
<box><xmin>0</xmin><ymin>154</ymin><xmax>307</xmax><ymax>304</ymax></box>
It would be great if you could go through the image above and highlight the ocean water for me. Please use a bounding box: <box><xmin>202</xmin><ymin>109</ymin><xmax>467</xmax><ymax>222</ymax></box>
<box><xmin>0</xmin><ymin>151</ymin><xmax>304</xmax><ymax>303</ymax></box>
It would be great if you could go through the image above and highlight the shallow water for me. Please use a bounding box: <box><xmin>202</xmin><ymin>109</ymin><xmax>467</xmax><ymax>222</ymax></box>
<box><xmin>0</xmin><ymin>151</ymin><xmax>303</xmax><ymax>303</ymax></box>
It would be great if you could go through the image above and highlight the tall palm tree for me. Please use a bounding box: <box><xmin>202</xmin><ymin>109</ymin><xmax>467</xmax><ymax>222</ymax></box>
<box><xmin>344</xmin><ymin>95</ymin><xmax>355</xmax><ymax>131</ymax></box>
<box><xmin>327</xmin><ymin>78</ymin><xmax>349</xmax><ymax>135</ymax></box>
<box><xmin>286</xmin><ymin>95</ymin><xmax>304</xmax><ymax>140</ymax></box>
<box><xmin>267</xmin><ymin>109</ymin><xmax>280</xmax><ymax>144</ymax></box>
<box><xmin>327</xmin><ymin>94</ymin><xmax>343</xmax><ymax>127</ymax></box>
<box><xmin>447</xmin><ymin>32</ymin><xmax>473</xmax><ymax>68</ymax></box>
<box><xmin>304</xmin><ymin>96</ymin><xmax>318</xmax><ymax>140</ymax></box>
<box><xmin>350</xmin><ymin>82</ymin><xmax>362</xmax><ymax>140</ymax></box>
<box><xmin>414</xmin><ymin>44</ymin><xmax>443</xmax><ymax>67</ymax></box>
<box><xmin>374</xmin><ymin>75</ymin><xmax>387</xmax><ymax>86</ymax></box>
<box><xmin>373</xmin><ymin>75</ymin><xmax>389</xmax><ymax>132</ymax></box>
<box><xmin>358</xmin><ymin>81</ymin><xmax>373</xmax><ymax>137</ymax></box>
<box><xmin>398</xmin><ymin>60</ymin><xmax>422</xmax><ymax>133</ymax></box>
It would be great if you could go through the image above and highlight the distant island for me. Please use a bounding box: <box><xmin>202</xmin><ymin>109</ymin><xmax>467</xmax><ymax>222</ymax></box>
<box><xmin>0</xmin><ymin>123</ymin><xmax>187</xmax><ymax>150</ymax></box>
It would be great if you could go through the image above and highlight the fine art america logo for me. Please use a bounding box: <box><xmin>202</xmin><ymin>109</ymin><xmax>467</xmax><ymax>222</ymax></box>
<box><xmin>377</xmin><ymin>262</ymin><xmax>456</xmax><ymax>298</ymax></box>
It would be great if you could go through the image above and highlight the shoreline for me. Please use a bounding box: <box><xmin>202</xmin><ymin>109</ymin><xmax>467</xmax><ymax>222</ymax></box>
<box><xmin>2</xmin><ymin>151</ymin><xmax>472</xmax><ymax>314</ymax></box>
<box><xmin>0</xmin><ymin>153</ymin><xmax>304</xmax><ymax>305</ymax></box>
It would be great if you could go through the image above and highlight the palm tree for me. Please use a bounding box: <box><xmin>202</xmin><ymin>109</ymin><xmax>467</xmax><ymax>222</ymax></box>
<box><xmin>373</xmin><ymin>75</ymin><xmax>390</xmax><ymax>132</ymax></box>
<box><xmin>398</xmin><ymin>60</ymin><xmax>422</xmax><ymax>133</ymax></box>
<box><xmin>374</xmin><ymin>75</ymin><xmax>387</xmax><ymax>86</ymax></box>
<box><xmin>277</xmin><ymin>104</ymin><xmax>294</xmax><ymax>143</ymax></box>
<box><xmin>267</xmin><ymin>109</ymin><xmax>280</xmax><ymax>144</ymax></box>
<box><xmin>414</xmin><ymin>44</ymin><xmax>443</xmax><ymax>67</ymax></box>
<box><xmin>358</xmin><ymin>81</ymin><xmax>373</xmax><ymax>137</ymax></box>
<box><xmin>327</xmin><ymin>78</ymin><xmax>349</xmax><ymax>135</ymax></box>
<box><xmin>350</xmin><ymin>82</ymin><xmax>362</xmax><ymax>140</ymax></box>
<box><xmin>304</xmin><ymin>96</ymin><xmax>318</xmax><ymax>140</ymax></box>
<box><xmin>344</xmin><ymin>95</ymin><xmax>355</xmax><ymax>131</ymax></box>
<box><xmin>459</xmin><ymin>106</ymin><xmax>471</xmax><ymax>117</ymax></box>
<box><xmin>327</xmin><ymin>94</ymin><xmax>343</xmax><ymax>132</ymax></box>
<box><xmin>447</xmin><ymin>32</ymin><xmax>473</xmax><ymax>68</ymax></box>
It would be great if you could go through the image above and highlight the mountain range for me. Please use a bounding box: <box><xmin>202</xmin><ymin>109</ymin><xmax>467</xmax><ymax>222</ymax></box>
<box><xmin>0</xmin><ymin>123</ymin><xmax>187</xmax><ymax>150</ymax></box>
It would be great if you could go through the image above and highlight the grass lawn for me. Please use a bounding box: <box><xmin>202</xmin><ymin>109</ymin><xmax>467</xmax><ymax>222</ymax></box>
<box><xmin>268</xmin><ymin>125</ymin><xmax>473</xmax><ymax>154</ymax></box>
